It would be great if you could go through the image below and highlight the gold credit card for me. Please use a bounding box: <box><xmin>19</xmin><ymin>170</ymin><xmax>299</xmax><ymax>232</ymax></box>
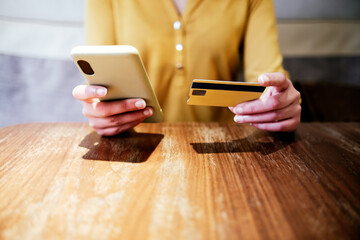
<box><xmin>187</xmin><ymin>79</ymin><xmax>266</xmax><ymax>107</ymax></box>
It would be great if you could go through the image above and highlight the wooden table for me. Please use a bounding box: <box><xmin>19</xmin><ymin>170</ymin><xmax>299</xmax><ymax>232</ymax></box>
<box><xmin>0</xmin><ymin>122</ymin><xmax>359</xmax><ymax>240</ymax></box>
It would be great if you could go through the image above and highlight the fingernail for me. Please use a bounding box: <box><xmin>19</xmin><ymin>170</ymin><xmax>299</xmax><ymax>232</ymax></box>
<box><xmin>144</xmin><ymin>108</ymin><xmax>153</xmax><ymax>117</ymax></box>
<box><xmin>96</xmin><ymin>88</ymin><xmax>107</xmax><ymax>97</ymax></box>
<box><xmin>235</xmin><ymin>107</ymin><xmax>243</xmax><ymax>114</ymax></box>
<box><xmin>135</xmin><ymin>100</ymin><xmax>146</xmax><ymax>109</ymax></box>
<box><xmin>260</xmin><ymin>75</ymin><xmax>270</xmax><ymax>84</ymax></box>
<box><xmin>234</xmin><ymin>115</ymin><xmax>247</xmax><ymax>123</ymax></box>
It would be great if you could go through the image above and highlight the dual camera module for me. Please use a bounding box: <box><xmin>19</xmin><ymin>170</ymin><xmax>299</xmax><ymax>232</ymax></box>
<box><xmin>77</xmin><ymin>60</ymin><xmax>94</xmax><ymax>75</ymax></box>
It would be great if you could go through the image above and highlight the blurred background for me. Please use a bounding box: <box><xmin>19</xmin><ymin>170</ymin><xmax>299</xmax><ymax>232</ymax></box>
<box><xmin>0</xmin><ymin>0</ymin><xmax>359</xmax><ymax>127</ymax></box>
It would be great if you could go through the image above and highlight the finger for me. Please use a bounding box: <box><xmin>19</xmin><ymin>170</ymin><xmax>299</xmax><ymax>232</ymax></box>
<box><xmin>232</xmin><ymin>84</ymin><xmax>300</xmax><ymax>115</ymax></box>
<box><xmin>72</xmin><ymin>85</ymin><xmax>107</xmax><ymax>101</ymax></box>
<box><xmin>231</xmin><ymin>91</ymin><xmax>288</xmax><ymax>115</ymax></box>
<box><xmin>94</xmin><ymin>119</ymin><xmax>144</xmax><ymax>136</ymax></box>
<box><xmin>234</xmin><ymin>100</ymin><xmax>301</xmax><ymax>123</ymax></box>
<box><xmin>251</xmin><ymin>114</ymin><xmax>301</xmax><ymax>132</ymax></box>
<box><xmin>83</xmin><ymin>98</ymin><xmax>147</xmax><ymax>118</ymax></box>
<box><xmin>88</xmin><ymin>107</ymin><xmax>153</xmax><ymax>129</ymax></box>
<box><xmin>258</xmin><ymin>73</ymin><xmax>289</xmax><ymax>91</ymax></box>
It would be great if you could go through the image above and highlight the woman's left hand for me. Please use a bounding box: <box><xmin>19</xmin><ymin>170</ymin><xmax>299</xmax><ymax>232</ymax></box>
<box><xmin>229</xmin><ymin>72</ymin><xmax>301</xmax><ymax>132</ymax></box>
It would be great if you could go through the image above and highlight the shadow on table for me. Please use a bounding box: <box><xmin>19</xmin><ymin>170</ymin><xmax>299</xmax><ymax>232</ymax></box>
<box><xmin>79</xmin><ymin>130</ymin><xmax>164</xmax><ymax>163</ymax></box>
<box><xmin>190</xmin><ymin>130</ymin><xmax>295</xmax><ymax>155</ymax></box>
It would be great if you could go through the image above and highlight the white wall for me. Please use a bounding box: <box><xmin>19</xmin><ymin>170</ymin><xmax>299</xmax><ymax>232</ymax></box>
<box><xmin>0</xmin><ymin>0</ymin><xmax>85</xmax><ymax>59</ymax></box>
<box><xmin>0</xmin><ymin>0</ymin><xmax>87</xmax><ymax>126</ymax></box>
<box><xmin>274</xmin><ymin>0</ymin><xmax>360</xmax><ymax>19</ymax></box>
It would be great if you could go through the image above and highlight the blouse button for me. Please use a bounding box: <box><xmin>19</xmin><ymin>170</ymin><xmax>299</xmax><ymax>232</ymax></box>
<box><xmin>176</xmin><ymin>63</ymin><xmax>183</xmax><ymax>69</ymax></box>
<box><xmin>176</xmin><ymin>43</ymin><xmax>183</xmax><ymax>51</ymax></box>
<box><xmin>173</xmin><ymin>21</ymin><xmax>181</xmax><ymax>30</ymax></box>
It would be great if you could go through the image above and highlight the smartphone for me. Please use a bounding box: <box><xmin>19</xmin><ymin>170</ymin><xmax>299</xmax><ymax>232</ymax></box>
<box><xmin>71</xmin><ymin>45</ymin><xmax>163</xmax><ymax>122</ymax></box>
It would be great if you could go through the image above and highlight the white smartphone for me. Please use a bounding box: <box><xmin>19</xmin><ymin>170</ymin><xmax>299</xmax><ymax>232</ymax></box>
<box><xmin>71</xmin><ymin>45</ymin><xmax>163</xmax><ymax>122</ymax></box>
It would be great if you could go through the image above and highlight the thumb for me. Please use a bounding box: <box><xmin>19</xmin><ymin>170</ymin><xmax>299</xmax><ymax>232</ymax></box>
<box><xmin>258</xmin><ymin>73</ymin><xmax>289</xmax><ymax>91</ymax></box>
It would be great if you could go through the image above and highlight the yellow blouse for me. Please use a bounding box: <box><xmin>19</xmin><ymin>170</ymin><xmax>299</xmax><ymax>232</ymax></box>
<box><xmin>85</xmin><ymin>0</ymin><xmax>287</xmax><ymax>122</ymax></box>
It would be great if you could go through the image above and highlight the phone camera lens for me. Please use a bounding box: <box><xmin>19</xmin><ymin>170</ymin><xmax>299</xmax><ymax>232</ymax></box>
<box><xmin>77</xmin><ymin>60</ymin><xmax>94</xmax><ymax>75</ymax></box>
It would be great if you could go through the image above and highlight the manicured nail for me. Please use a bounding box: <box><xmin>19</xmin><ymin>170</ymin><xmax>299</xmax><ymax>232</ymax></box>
<box><xmin>144</xmin><ymin>108</ymin><xmax>153</xmax><ymax>117</ymax></box>
<box><xmin>235</xmin><ymin>107</ymin><xmax>243</xmax><ymax>114</ymax></box>
<box><xmin>234</xmin><ymin>115</ymin><xmax>247</xmax><ymax>123</ymax></box>
<box><xmin>96</xmin><ymin>88</ymin><xmax>107</xmax><ymax>97</ymax></box>
<box><xmin>260</xmin><ymin>75</ymin><xmax>270</xmax><ymax>84</ymax></box>
<box><xmin>135</xmin><ymin>100</ymin><xmax>146</xmax><ymax>109</ymax></box>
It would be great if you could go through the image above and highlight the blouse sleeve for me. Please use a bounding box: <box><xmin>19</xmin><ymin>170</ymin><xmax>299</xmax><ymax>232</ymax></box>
<box><xmin>243</xmin><ymin>0</ymin><xmax>289</xmax><ymax>82</ymax></box>
<box><xmin>85</xmin><ymin>0</ymin><xmax>116</xmax><ymax>45</ymax></box>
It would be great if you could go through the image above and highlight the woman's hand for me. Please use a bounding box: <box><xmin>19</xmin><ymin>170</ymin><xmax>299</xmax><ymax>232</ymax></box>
<box><xmin>72</xmin><ymin>85</ymin><xmax>153</xmax><ymax>136</ymax></box>
<box><xmin>229</xmin><ymin>73</ymin><xmax>301</xmax><ymax>132</ymax></box>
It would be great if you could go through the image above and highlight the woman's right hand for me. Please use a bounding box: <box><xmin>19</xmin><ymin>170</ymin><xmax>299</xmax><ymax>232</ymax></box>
<box><xmin>72</xmin><ymin>85</ymin><xmax>153</xmax><ymax>136</ymax></box>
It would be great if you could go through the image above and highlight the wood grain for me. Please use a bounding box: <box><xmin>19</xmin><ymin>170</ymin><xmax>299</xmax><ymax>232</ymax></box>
<box><xmin>0</xmin><ymin>122</ymin><xmax>359</xmax><ymax>240</ymax></box>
